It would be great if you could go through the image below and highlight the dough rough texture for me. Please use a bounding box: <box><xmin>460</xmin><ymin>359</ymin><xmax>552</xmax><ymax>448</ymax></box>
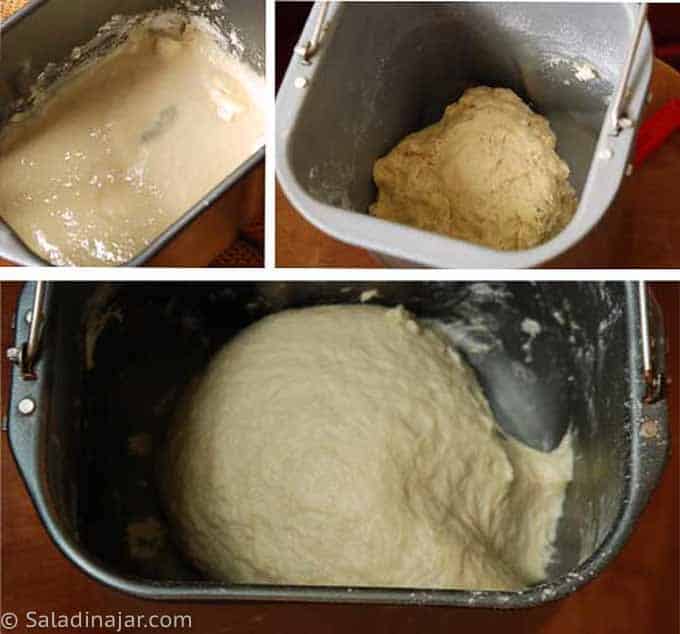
<box><xmin>370</xmin><ymin>87</ymin><xmax>577</xmax><ymax>250</ymax></box>
<box><xmin>160</xmin><ymin>305</ymin><xmax>573</xmax><ymax>590</ymax></box>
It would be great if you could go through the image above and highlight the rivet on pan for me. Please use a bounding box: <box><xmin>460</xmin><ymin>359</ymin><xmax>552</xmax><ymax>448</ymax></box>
<box><xmin>294</xmin><ymin>44</ymin><xmax>310</xmax><ymax>59</ymax></box>
<box><xmin>18</xmin><ymin>397</ymin><xmax>36</xmax><ymax>416</ymax></box>
<box><xmin>25</xmin><ymin>310</ymin><xmax>33</xmax><ymax>324</ymax></box>
<box><xmin>294</xmin><ymin>77</ymin><xmax>308</xmax><ymax>89</ymax></box>
<box><xmin>618</xmin><ymin>117</ymin><xmax>633</xmax><ymax>130</ymax></box>
<box><xmin>646</xmin><ymin>92</ymin><xmax>653</xmax><ymax>104</ymax></box>
<box><xmin>626</xmin><ymin>164</ymin><xmax>634</xmax><ymax>176</ymax></box>
<box><xmin>598</xmin><ymin>148</ymin><xmax>613</xmax><ymax>160</ymax></box>
<box><xmin>640</xmin><ymin>418</ymin><xmax>660</xmax><ymax>439</ymax></box>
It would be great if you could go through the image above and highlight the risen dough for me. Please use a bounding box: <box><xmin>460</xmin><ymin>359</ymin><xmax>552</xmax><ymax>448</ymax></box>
<box><xmin>160</xmin><ymin>305</ymin><xmax>572</xmax><ymax>590</ymax></box>
<box><xmin>370</xmin><ymin>87</ymin><xmax>577</xmax><ymax>250</ymax></box>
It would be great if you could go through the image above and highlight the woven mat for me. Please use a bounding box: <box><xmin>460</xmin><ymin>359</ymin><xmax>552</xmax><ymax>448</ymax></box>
<box><xmin>1</xmin><ymin>0</ymin><xmax>28</xmax><ymax>21</ymax></box>
<box><xmin>1</xmin><ymin>0</ymin><xmax>264</xmax><ymax>268</ymax></box>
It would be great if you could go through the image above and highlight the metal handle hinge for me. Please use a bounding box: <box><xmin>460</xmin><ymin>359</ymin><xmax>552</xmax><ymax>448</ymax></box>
<box><xmin>609</xmin><ymin>3</ymin><xmax>647</xmax><ymax>136</ymax></box>
<box><xmin>294</xmin><ymin>2</ymin><xmax>330</xmax><ymax>63</ymax></box>
<box><xmin>638</xmin><ymin>281</ymin><xmax>665</xmax><ymax>404</ymax></box>
<box><xmin>6</xmin><ymin>281</ymin><xmax>47</xmax><ymax>381</ymax></box>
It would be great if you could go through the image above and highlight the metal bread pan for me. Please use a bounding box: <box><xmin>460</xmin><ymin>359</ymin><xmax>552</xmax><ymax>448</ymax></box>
<box><xmin>276</xmin><ymin>2</ymin><xmax>652</xmax><ymax>268</ymax></box>
<box><xmin>6</xmin><ymin>281</ymin><xmax>669</xmax><ymax>606</ymax></box>
<box><xmin>0</xmin><ymin>0</ymin><xmax>265</xmax><ymax>266</ymax></box>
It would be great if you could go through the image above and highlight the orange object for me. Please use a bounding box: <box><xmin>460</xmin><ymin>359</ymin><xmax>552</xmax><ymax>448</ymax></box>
<box><xmin>634</xmin><ymin>98</ymin><xmax>680</xmax><ymax>167</ymax></box>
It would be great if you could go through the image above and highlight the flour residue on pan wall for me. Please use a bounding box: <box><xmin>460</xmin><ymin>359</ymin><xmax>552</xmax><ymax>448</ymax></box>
<box><xmin>492</xmin><ymin>7</ymin><xmax>620</xmax><ymax>85</ymax></box>
<box><xmin>306</xmin><ymin>161</ymin><xmax>354</xmax><ymax>210</ymax></box>
<box><xmin>5</xmin><ymin>4</ymin><xmax>261</xmax><ymax>121</ymax></box>
<box><xmin>545</xmin><ymin>56</ymin><xmax>600</xmax><ymax>87</ymax></box>
<box><xmin>425</xmin><ymin>282</ymin><xmax>512</xmax><ymax>356</ymax></box>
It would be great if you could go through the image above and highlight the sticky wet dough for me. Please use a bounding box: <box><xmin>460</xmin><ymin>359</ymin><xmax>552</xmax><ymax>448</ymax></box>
<box><xmin>371</xmin><ymin>87</ymin><xmax>577</xmax><ymax>250</ymax></box>
<box><xmin>0</xmin><ymin>14</ymin><xmax>265</xmax><ymax>265</ymax></box>
<box><xmin>160</xmin><ymin>304</ymin><xmax>573</xmax><ymax>590</ymax></box>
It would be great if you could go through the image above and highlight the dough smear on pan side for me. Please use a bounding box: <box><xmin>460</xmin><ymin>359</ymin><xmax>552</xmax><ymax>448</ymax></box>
<box><xmin>159</xmin><ymin>305</ymin><xmax>573</xmax><ymax>590</ymax></box>
<box><xmin>370</xmin><ymin>87</ymin><xmax>578</xmax><ymax>250</ymax></box>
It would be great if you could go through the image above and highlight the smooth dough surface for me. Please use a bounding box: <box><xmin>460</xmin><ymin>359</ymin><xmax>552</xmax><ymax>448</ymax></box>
<box><xmin>160</xmin><ymin>305</ymin><xmax>573</xmax><ymax>590</ymax></box>
<box><xmin>370</xmin><ymin>87</ymin><xmax>577</xmax><ymax>250</ymax></box>
<box><xmin>0</xmin><ymin>13</ymin><xmax>264</xmax><ymax>265</ymax></box>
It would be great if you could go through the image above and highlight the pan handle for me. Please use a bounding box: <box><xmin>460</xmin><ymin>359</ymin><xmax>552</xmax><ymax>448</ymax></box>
<box><xmin>630</xmin><ymin>282</ymin><xmax>670</xmax><ymax>519</ymax></box>
<box><xmin>6</xmin><ymin>281</ymin><xmax>47</xmax><ymax>380</ymax></box>
<box><xmin>609</xmin><ymin>3</ymin><xmax>648</xmax><ymax>136</ymax></box>
<box><xmin>638</xmin><ymin>281</ymin><xmax>665</xmax><ymax>404</ymax></box>
<box><xmin>5</xmin><ymin>282</ymin><xmax>48</xmax><ymax>502</ymax></box>
<box><xmin>294</xmin><ymin>1</ymin><xmax>331</xmax><ymax>63</ymax></box>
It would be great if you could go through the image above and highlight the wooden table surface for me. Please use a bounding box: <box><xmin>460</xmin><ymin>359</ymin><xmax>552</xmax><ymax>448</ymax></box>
<box><xmin>276</xmin><ymin>59</ymin><xmax>680</xmax><ymax>268</ymax></box>
<box><xmin>1</xmin><ymin>282</ymin><xmax>678</xmax><ymax>634</ymax></box>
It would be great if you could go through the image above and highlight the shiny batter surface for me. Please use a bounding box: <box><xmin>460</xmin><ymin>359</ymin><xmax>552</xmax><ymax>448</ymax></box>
<box><xmin>0</xmin><ymin>14</ymin><xmax>264</xmax><ymax>265</ymax></box>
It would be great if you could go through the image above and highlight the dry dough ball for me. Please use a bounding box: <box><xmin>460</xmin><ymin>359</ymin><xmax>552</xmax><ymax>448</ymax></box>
<box><xmin>159</xmin><ymin>305</ymin><xmax>572</xmax><ymax>590</ymax></box>
<box><xmin>370</xmin><ymin>87</ymin><xmax>577</xmax><ymax>250</ymax></box>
